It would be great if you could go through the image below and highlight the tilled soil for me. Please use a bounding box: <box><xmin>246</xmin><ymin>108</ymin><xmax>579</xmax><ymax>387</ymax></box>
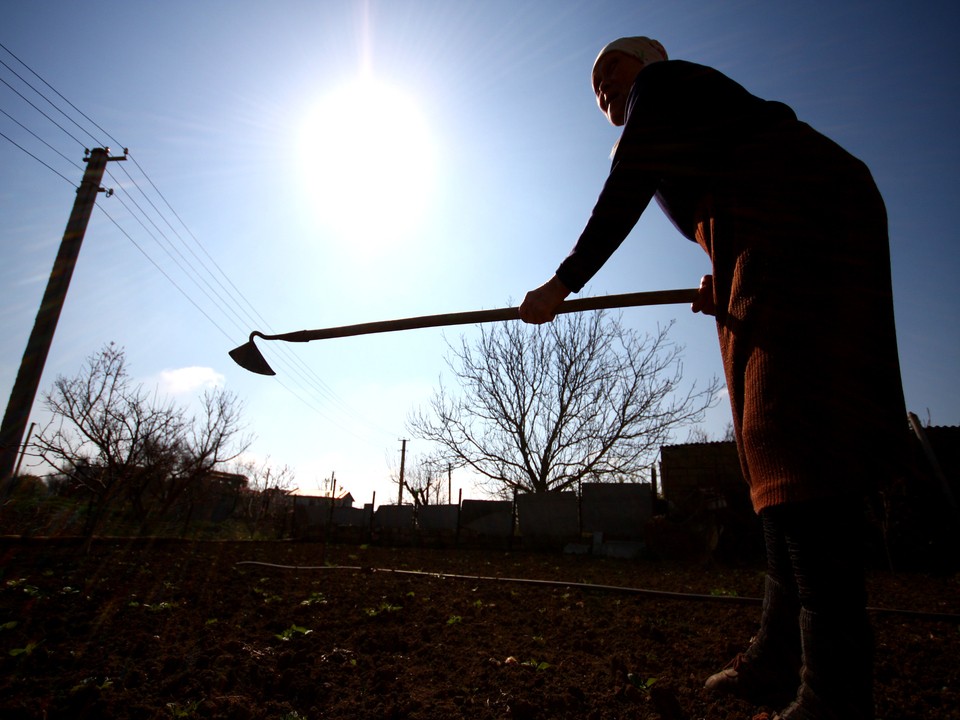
<box><xmin>0</xmin><ymin>539</ymin><xmax>957</xmax><ymax>719</ymax></box>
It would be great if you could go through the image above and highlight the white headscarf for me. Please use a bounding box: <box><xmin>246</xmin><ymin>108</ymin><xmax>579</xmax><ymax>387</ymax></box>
<box><xmin>591</xmin><ymin>36</ymin><xmax>668</xmax><ymax>92</ymax></box>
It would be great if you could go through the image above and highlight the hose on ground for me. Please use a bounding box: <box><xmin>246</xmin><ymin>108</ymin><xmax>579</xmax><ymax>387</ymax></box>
<box><xmin>234</xmin><ymin>561</ymin><xmax>960</xmax><ymax>623</ymax></box>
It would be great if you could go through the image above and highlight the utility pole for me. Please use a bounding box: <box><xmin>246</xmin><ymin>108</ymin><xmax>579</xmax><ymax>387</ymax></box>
<box><xmin>13</xmin><ymin>422</ymin><xmax>36</xmax><ymax>478</ymax></box>
<box><xmin>397</xmin><ymin>438</ymin><xmax>407</xmax><ymax>505</ymax></box>
<box><xmin>0</xmin><ymin>148</ymin><xmax>125</xmax><ymax>480</ymax></box>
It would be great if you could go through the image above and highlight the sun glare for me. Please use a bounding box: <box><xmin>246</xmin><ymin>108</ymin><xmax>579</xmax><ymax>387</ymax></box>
<box><xmin>300</xmin><ymin>77</ymin><xmax>436</xmax><ymax>249</ymax></box>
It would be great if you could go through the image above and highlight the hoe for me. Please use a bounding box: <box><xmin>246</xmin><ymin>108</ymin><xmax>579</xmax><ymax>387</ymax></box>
<box><xmin>229</xmin><ymin>288</ymin><xmax>699</xmax><ymax>376</ymax></box>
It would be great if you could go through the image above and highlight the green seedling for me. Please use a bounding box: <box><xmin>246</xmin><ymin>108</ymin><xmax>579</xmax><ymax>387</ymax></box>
<box><xmin>70</xmin><ymin>676</ymin><xmax>113</xmax><ymax>693</ymax></box>
<box><xmin>145</xmin><ymin>601</ymin><xmax>178</xmax><ymax>613</ymax></box>
<box><xmin>300</xmin><ymin>592</ymin><xmax>327</xmax><ymax>607</ymax></box>
<box><xmin>709</xmin><ymin>587</ymin><xmax>739</xmax><ymax>597</ymax></box>
<box><xmin>166</xmin><ymin>700</ymin><xmax>200</xmax><ymax>718</ymax></box>
<box><xmin>6</xmin><ymin>579</ymin><xmax>42</xmax><ymax>598</ymax></box>
<box><xmin>253</xmin><ymin>583</ymin><xmax>283</xmax><ymax>604</ymax></box>
<box><xmin>364</xmin><ymin>601</ymin><xmax>402</xmax><ymax>618</ymax></box>
<box><xmin>275</xmin><ymin>624</ymin><xmax>313</xmax><ymax>641</ymax></box>
<box><xmin>446</xmin><ymin>615</ymin><xmax>463</xmax><ymax>625</ymax></box>
<box><xmin>522</xmin><ymin>659</ymin><xmax>551</xmax><ymax>671</ymax></box>
<box><xmin>1</xmin><ymin>621</ymin><xmax>17</xmax><ymax>631</ymax></box>
<box><xmin>9</xmin><ymin>641</ymin><xmax>40</xmax><ymax>657</ymax></box>
<box><xmin>627</xmin><ymin>673</ymin><xmax>658</xmax><ymax>692</ymax></box>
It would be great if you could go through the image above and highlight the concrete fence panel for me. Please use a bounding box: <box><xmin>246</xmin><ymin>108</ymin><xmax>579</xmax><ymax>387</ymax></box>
<box><xmin>374</xmin><ymin>505</ymin><xmax>415</xmax><ymax>530</ymax></box>
<box><xmin>516</xmin><ymin>492</ymin><xmax>579</xmax><ymax>549</ymax></box>
<box><xmin>581</xmin><ymin>483</ymin><xmax>652</xmax><ymax>540</ymax></box>
<box><xmin>460</xmin><ymin>500</ymin><xmax>513</xmax><ymax>539</ymax></box>
<box><xmin>418</xmin><ymin>504</ymin><xmax>459</xmax><ymax>532</ymax></box>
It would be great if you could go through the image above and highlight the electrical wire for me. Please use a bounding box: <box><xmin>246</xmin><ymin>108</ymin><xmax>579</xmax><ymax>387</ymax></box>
<box><xmin>0</xmin><ymin>105</ymin><xmax>84</xmax><ymax>172</ymax></box>
<box><xmin>95</xmin><ymin>205</ymin><xmax>236</xmax><ymax>342</ymax></box>
<box><xmin>0</xmin><ymin>128</ymin><xmax>76</xmax><ymax>186</ymax></box>
<box><xmin>0</xmin><ymin>50</ymin><xmax>104</xmax><ymax>147</ymax></box>
<box><xmin>0</xmin><ymin>41</ymin><xmax>401</xmax><ymax>454</ymax></box>
<box><xmin>0</xmin><ymin>73</ymin><xmax>89</xmax><ymax>148</ymax></box>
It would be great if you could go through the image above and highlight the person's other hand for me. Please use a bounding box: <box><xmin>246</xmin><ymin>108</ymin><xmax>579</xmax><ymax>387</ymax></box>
<box><xmin>691</xmin><ymin>274</ymin><xmax>716</xmax><ymax>316</ymax></box>
<box><xmin>519</xmin><ymin>275</ymin><xmax>570</xmax><ymax>324</ymax></box>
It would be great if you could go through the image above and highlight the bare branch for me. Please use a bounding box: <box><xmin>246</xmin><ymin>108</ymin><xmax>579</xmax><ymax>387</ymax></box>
<box><xmin>408</xmin><ymin>312</ymin><xmax>720</xmax><ymax>496</ymax></box>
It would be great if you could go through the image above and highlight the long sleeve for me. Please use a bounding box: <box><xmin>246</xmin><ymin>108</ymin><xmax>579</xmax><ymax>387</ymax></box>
<box><xmin>554</xmin><ymin>93</ymin><xmax>658</xmax><ymax>293</ymax></box>
<box><xmin>555</xmin><ymin>60</ymin><xmax>796</xmax><ymax>293</ymax></box>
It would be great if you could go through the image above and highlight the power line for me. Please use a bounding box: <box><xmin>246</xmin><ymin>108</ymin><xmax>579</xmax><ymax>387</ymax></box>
<box><xmin>95</xmin><ymin>204</ymin><xmax>235</xmax><ymax>342</ymax></box>
<box><xmin>0</xmin><ymin>105</ymin><xmax>84</xmax><ymax>172</ymax></box>
<box><xmin>0</xmin><ymin>44</ymin><xmax>400</xmax><ymax>445</ymax></box>
<box><xmin>0</xmin><ymin>74</ymin><xmax>88</xmax><ymax>148</ymax></box>
<box><xmin>0</xmin><ymin>128</ymin><xmax>76</xmax><ymax>185</ymax></box>
<box><xmin>0</xmin><ymin>42</ymin><xmax>108</xmax><ymax>146</ymax></box>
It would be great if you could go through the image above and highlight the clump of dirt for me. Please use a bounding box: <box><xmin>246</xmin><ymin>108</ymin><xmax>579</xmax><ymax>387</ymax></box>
<box><xmin>0</xmin><ymin>539</ymin><xmax>957</xmax><ymax>719</ymax></box>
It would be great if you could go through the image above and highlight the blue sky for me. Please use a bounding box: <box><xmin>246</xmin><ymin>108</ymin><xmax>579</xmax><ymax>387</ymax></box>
<box><xmin>2</xmin><ymin>1</ymin><xmax>958</xmax><ymax>503</ymax></box>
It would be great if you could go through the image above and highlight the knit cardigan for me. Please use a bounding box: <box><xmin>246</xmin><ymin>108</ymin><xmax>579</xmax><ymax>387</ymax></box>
<box><xmin>556</xmin><ymin>60</ymin><xmax>908</xmax><ymax>512</ymax></box>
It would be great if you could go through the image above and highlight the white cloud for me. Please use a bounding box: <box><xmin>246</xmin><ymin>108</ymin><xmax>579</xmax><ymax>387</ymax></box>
<box><xmin>157</xmin><ymin>366</ymin><xmax>225</xmax><ymax>395</ymax></box>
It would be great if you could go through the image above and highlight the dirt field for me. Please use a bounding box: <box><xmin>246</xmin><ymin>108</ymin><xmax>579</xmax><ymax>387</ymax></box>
<box><xmin>0</xmin><ymin>539</ymin><xmax>957</xmax><ymax>719</ymax></box>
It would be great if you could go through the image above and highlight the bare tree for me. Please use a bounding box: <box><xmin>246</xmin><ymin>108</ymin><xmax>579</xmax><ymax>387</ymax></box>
<box><xmin>686</xmin><ymin>426</ymin><xmax>712</xmax><ymax>444</ymax></box>
<box><xmin>34</xmin><ymin>344</ymin><xmax>183</xmax><ymax>533</ymax></box>
<box><xmin>32</xmin><ymin>343</ymin><xmax>252</xmax><ymax>535</ymax></box>
<box><xmin>389</xmin><ymin>451</ymin><xmax>448</xmax><ymax>507</ymax></box>
<box><xmin>387</xmin><ymin>452</ymin><xmax>446</xmax><ymax>505</ymax></box>
<box><xmin>230</xmin><ymin>457</ymin><xmax>296</xmax><ymax>537</ymax></box>
<box><xmin>159</xmin><ymin>389</ymin><xmax>253</xmax><ymax>534</ymax></box>
<box><xmin>409</xmin><ymin>312</ymin><xmax>719</xmax><ymax>498</ymax></box>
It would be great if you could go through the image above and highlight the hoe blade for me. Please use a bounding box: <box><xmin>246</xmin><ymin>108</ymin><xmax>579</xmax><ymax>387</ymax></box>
<box><xmin>228</xmin><ymin>339</ymin><xmax>276</xmax><ymax>376</ymax></box>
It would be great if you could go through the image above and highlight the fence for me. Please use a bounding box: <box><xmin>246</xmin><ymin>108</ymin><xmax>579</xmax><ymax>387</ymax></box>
<box><xmin>292</xmin><ymin>483</ymin><xmax>653</xmax><ymax>555</ymax></box>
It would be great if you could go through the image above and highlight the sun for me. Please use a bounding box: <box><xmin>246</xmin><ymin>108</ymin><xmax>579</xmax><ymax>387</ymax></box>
<box><xmin>300</xmin><ymin>76</ymin><xmax>436</xmax><ymax>249</ymax></box>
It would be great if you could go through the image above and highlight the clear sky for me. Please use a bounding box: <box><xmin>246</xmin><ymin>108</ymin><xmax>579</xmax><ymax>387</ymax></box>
<box><xmin>2</xmin><ymin>1</ymin><xmax>958</xmax><ymax>504</ymax></box>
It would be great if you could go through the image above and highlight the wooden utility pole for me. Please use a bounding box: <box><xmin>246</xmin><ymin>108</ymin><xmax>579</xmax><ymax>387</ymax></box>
<box><xmin>0</xmin><ymin>148</ymin><xmax>125</xmax><ymax>481</ymax></box>
<box><xmin>397</xmin><ymin>438</ymin><xmax>407</xmax><ymax>505</ymax></box>
<box><xmin>13</xmin><ymin>422</ymin><xmax>36</xmax><ymax>478</ymax></box>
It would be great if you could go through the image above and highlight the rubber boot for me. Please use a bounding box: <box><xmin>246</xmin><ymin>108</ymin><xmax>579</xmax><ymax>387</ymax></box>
<box><xmin>704</xmin><ymin>575</ymin><xmax>801</xmax><ymax>707</ymax></box>
<box><xmin>774</xmin><ymin>608</ymin><xmax>875</xmax><ymax>719</ymax></box>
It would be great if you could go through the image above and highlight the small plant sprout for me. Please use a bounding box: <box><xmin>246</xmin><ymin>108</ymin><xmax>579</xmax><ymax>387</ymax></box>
<box><xmin>145</xmin><ymin>601</ymin><xmax>178</xmax><ymax>613</ymax></box>
<box><xmin>70</xmin><ymin>676</ymin><xmax>113</xmax><ymax>693</ymax></box>
<box><xmin>364</xmin><ymin>601</ymin><xmax>402</xmax><ymax>618</ymax></box>
<box><xmin>627</xmin><ymin>673</ymin><xmax>658</xmax><ymax>692</ymax></box>
<box><xmin>709</xmin><ymin>587</ymin><xmax>739</xmax><ymax>597</ymax></box>
<box><xmin>301</xmin><ymin>591</ymin><xmax>327</xmax><ymax>607</ymax></box>
<box><xmin>522</xmin><ymin>659</ymin><xmax>551</xmax><ymax>671</ymax></box>
<box><xmin>9</xmin><ymin>641</ymin><xmax>40</xmax><ymax>657</ymax></box>
<box><xmin>166</xmin><ymin>700</ymin><xmax>201</xmax><ymax>718</ymax></box>
<box><xmin>447</xmin><ymin>615</ymin><xmax>463</xmax><ymax>625</ymax></box>
<box><xmin>275</xmin><ymin>624</ymin><xmax>313</xmax><ymax>641</ymax></box>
